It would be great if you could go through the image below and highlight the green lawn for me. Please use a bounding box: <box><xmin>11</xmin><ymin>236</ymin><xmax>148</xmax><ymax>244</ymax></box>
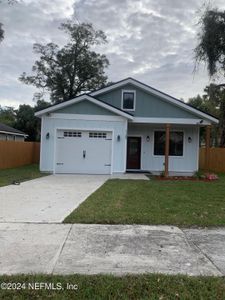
<box><xmin>64</xmin><ymin>175</ymin><xmax>225</xmax><ymax>226</ymax></box>
<box><xmin>0</xmin><ymin>274</ymin><xmax>225</xmax><ymax>300</ymax></box>
<box><xmin>0</xmin><ymin>164</ymin><xmax>48</xmax><ymax>187</ymax></box>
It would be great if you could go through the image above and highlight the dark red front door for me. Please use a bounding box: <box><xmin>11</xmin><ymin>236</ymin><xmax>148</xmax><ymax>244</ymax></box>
<box><xmin>126</xmin><ymin>137</ymin><xmax>141</xmax><ymax>169</ymax></box>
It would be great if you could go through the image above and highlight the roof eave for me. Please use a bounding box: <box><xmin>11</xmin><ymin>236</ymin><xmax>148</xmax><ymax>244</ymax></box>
<box><xmin>34</xmin><ymin>95</ymin><xmax>133</xmax><ymax>120</ymax></box>
<box><xmin>91</xmin><ymin>78</ymin><xmax>219</xmax><ymax>124</ymax></box>
<box><xmin>34</xmin><ymin>78</ymin><xmax>219</xmax><ymax>124</ymax></box>
<box><xmin>0</xmin><ymin>130</ymin><xmax>28</xmax><ymax>136</ymax></box>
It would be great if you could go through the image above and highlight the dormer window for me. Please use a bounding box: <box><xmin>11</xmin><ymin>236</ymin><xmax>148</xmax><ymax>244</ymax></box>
<box><xmin>122</xmin><ymin>90</ymin><xmax>136</xmax><ymax>111</ymax></box>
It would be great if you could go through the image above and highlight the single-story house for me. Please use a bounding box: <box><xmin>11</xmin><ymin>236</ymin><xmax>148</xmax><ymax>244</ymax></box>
<box><xmin>35</xmin><ymin>78</ymin><xmax>218</xmax><ymax>176</ymax></box>
<box><xmin>0</xmin><ymin>123</ymin><xmax>28</xmax><ymax>141</ymax></box>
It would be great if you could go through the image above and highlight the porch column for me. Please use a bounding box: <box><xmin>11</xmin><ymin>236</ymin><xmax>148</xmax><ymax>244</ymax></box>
<box><xmin>205</xmin><ymin>125</ymin><xmax>211</xmax><ymax>170</ymax></box>
<box><xmin>165</xmin><ymin>124</ymin><xmax>170</xmax><ymax>177</ymax></box>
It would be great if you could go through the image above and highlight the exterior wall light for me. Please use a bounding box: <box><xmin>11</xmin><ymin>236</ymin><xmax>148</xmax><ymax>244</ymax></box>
<box><xmin>46</xmin><ymin>132</ymin><xmax>50</xmax><ymax>139</ymax></box>
<box><xmin>117</xmin><ymin>135</ymin><xmax>121</xmax><ymax>142</ymax></box>
<box><xmin>188</xmin><ymin>136</ymin><xmax>192</xmax><ymax>143</ymax></box>
<box><xmin>146</xmin><ymin>135</ymin><xmax>150</xmax><ymax>142</ymax></box>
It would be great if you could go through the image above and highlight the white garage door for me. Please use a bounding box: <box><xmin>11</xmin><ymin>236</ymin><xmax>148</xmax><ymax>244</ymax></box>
<box><xmin>55</xmin><ymin>129</ymin><xmax>112</xmax><ymax>174</ymax></box>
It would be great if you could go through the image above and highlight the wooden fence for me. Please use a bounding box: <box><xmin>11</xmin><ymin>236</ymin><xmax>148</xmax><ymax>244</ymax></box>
<box><xmin>1</xmin><ymin>142</ymin><xmax>225</xmax><ymax>172</ymax></box>
<box><xmin>199</xmin><ymin>147</ymin><xmax>225</xmax><ymax>172</ymax></box>
<box><xmin>0</xmin><ymin>141</ymin><xmax>40</xmax><ymax>169</ymax></box>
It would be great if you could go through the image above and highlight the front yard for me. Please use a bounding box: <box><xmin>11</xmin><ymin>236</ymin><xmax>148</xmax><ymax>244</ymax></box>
<box><xmin>1</xmin><ymin>274</ymin><xmax>225</xmax><ymax>300</ymax></box>
<box><xmin>0</xmin><ymin>164</ymin><xmax>47</xmax><ymax>187</ymax></box>
<box><xmin>64</xmin><ymin>175</ymin><xmax>225</xmax><ymax>226</ymax></box>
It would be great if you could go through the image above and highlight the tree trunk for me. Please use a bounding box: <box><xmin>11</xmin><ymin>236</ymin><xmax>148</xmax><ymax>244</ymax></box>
<box><xmin>220</xmin><ymin>126</ymin><xmax>225</xmax><ymax>147</ymax></box>
<box><xmin>220</xmin><ymin>97</ymin><xmax>225</xmax><ymax>147</ymax></box>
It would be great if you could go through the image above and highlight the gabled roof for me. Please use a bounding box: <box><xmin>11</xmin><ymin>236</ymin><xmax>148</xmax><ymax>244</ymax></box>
<box><xmin>35</xmin><ymin>94</ymin><xmax>133</xmax><ymax>120</ymax></box>
<box><xmin>90</xmin><ymin>77</ymin><xmax>219</xmax><ymax>124</ymax></box>
<box><xmin>0</xmin><ymin>123</ymin><xmax>28</xmax><ymax>136</ymax></box>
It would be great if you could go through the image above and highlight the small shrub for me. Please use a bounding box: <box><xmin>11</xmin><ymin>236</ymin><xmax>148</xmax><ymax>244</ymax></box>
<box><xmin>160</xmin><ymin>170</ymin><xmax>165</xmax><ymax>178</ymax></box>
<box><xmin>194</xmin><ymin>170</ymin><xmax>206</xmax><ymax>179</ymax></box>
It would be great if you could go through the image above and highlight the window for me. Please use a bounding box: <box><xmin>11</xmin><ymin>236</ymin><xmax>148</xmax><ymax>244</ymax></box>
<box><xmin>64</xmin><ymin>131</ymin><xmax>82</xmax><ymax>137</ymax></box>
<box><xmin>154</xmin><ymin>131</ymin><xmax>184</xmax><ymax>156</ymax></box>
<box><xmin>122</xmin><ymin>90</ymin><xmax>135</xmax><ymax>111</ymax></box>
<box><xmin>89</xmin><ymin>132</ymin><xmax>107</xmax><ymax>139</ymax></box>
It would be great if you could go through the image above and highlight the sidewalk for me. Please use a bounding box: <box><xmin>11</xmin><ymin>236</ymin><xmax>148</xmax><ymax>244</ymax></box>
<box><xmin>0</xmin><ymin>223</ymin><xmax>224</xmax><ymax>276</ymax></box>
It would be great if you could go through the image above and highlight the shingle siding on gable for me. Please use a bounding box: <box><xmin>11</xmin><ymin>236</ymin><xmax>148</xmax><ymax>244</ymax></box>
<box><xmin>53</xmin><ymin>100</ymin><xmax>116</xmax><ymax>116</ymax></box>
<box><xmin>96</xmin><ymin>83</ymin><xmax>199</xmax><ymax>119</ymax></box>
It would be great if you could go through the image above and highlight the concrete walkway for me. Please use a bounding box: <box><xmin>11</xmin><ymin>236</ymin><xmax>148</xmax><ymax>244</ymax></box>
<box><xmin>0</xmin><ymin>223</ymin><xmax>224</xmax><ymax>276</ymax></box>
<box><xmin>0</xmin><ymin>174</ymin><xmax>148</xmax><ymax>223</ymax></box>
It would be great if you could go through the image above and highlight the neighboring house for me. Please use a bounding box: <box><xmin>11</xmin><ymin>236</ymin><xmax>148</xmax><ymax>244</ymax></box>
<box><xmin>0</xmin><ymin>123</ymin><xmax>28</xmax><ymax>141</ymax></box>
<box><xmin>35</xmin><ymin>78</ymin><xmax>218</xmax><ymax>176</ymax></box>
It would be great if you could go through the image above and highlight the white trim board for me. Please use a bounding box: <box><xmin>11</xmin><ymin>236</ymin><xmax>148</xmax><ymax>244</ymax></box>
<box><xmin>131</xmin><ymin>117</ymin><xmax>211</xmax><ymax>125</ymax></box>
<box><xmin>49</xmin><ymin>113</ymin><xmax>126</xmax><ymax>122</ymax></box>
<box><xmin>91</xmin><ymin>78</ymin><xmax>219</xmax><ymax>124</ymax></box>
<box><xmin>0</xmin><ymin>130</ymin><xmax>28</xmax><ymax>137</ymax></box>
<box><xmin>35</xmin><ymin>95</ymin><xmax>133</xmax><ymax>120</ymax></box>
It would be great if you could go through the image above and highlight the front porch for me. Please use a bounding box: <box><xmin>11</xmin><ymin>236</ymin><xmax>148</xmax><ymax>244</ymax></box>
<box><xmin>126</xmin><ymin>122</ymin><xmax>209</xmax><ymax>177</ymax></box>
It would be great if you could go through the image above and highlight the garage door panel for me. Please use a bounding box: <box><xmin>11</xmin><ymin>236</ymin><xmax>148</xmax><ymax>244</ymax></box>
<box><xmin>55</xmin><ymin>130</ymin><xmax>112</xmax><ymax>174</ymax></box>
<box><xmin>80</xmin><ymin>139</ymin><xmax>111</xmax><ymax>174</ymax></box>
<box><xmin>56</xmin><ymin>139</ymin><xmax>84</xmax><ymax>173</ymax></box>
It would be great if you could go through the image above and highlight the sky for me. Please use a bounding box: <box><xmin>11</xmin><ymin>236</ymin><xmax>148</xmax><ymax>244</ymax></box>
<box><xmin>0</xmin><ymin>0</ymin><xmax>225</xmax><ymax>108</ymax></box>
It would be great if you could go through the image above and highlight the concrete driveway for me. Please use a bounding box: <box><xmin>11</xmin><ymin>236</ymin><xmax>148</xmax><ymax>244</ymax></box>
<box><xmin>0</xmin><ymin>223</ymin><xmax>224</xmax><ymax>276</ymax></box>
<box><xmin>0</xmin><ymin>175</ymin><xmax>108</xmax><ymax>223</ymax></box>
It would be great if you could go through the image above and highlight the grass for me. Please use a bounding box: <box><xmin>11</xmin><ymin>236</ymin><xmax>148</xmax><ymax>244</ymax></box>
<box><xmin>0</xmin><ymin>274</ymin><xmax>225</xmax><ymax>300</ymax></box>
<box><xmin>0</xmin><ymin>164</ymin><xmax>48</xmax><ymax>187</ymax></box>
<box><xmin>64</xmin><ymin>175</ymin><xmax>225</xmax><ymax>226</ymax></box>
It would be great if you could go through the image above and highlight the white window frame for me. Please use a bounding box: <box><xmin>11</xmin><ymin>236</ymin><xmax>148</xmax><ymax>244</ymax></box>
<box><xmin>121</xmin><ymin>90</ymin><xmax>136</xmax><ymax>112</ymax></box>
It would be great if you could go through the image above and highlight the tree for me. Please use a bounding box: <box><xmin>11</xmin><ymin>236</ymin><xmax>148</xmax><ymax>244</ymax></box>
<box><xmin>34</xmin><ymin>99</ymin><xmax>50</xmax><ymax>112</ymax></box>
<box><xmin>0</xmin><ymin>0</ymin><xmax>17</xmax><ymax>43</ymax></box>
<box><xmin>14</xmin><ymin>100</ymin><xmax>50</xmax><ymax>141</ymax></box>
<box><xmin>34</xmin><ymin>99</ymin><xmax>50</xmax><ymax>141</ymax></box>
<box><xmin>0</xmin><ymin>23</ymin><xmax>3</xmax><ymax>42</ymax></box>
<box><xmin>195</xmin><ymin>7</ymin><xmax>225</xmax><ymax>146</ymax></box>
<box><xmin>0</xmin><ymin>99</ymin><xmax>50</xmax><ymax>141</ymax></box>
<box><xmin>0</xmin><ymin>106</ymin><xmax>16</xmax><ymax>126</ymax></box>
<box><xmin>20</xmin><ymin>22</ymin><xmax>109</xmax><ymax>104</ymax></box>
<box><xmin>188</xmin><ymin>86</ymin><xmax>221</xmax><ymax>146</ymax></box>
<box><xmin>15</xmin><ymin>105</ymin><xmax>36</xmax><ymax>141</ymax></box>
<box><xmin>188</xmin><ymin>90</ymin><xmax>219</xmax><ymax>117</ymax></box>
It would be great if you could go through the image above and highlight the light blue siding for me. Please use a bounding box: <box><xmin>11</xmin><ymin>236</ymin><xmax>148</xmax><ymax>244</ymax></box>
<box><xmin>54</xmin><ymin>100</ymin><xmax>116</xmax><ymax>116</ymax></box>
<box><xmin>96</xmin><ymin>84</ymin><xmax>199</xmax><ymax>119</ymax></box>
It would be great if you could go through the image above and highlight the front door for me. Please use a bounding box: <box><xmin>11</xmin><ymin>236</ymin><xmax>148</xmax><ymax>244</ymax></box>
<box><xmin>126</xmin><ymin>137</ymin><xmax>141</xmax><ymax>169</ymax></box>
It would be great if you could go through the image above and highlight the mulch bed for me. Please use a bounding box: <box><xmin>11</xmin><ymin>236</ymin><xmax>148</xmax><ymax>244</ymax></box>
<box><xmin>155</xmin><ymin>176</ymin><xmax>213</xmax><ymax>181</ymax></box>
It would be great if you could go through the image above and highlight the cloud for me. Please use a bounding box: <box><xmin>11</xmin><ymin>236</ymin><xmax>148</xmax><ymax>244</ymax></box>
<box><xmin>0</xmin><ymin>0</ymin><xmax>76</xmax><ymax>107</ymax></box>
<box><xmin>0</xmin><ymin>0</ymin><xmax>224</xmax><ymax>107</ymax></box>
<box><xmin>73</xmin><ymin>0</ymin><xmax>219</xmax><ymax>99</ymax></box>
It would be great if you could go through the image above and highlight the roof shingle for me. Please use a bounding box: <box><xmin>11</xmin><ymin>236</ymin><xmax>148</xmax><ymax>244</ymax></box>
<box><xmin>0</xmin><ymin>123</ymin><xmax>27</xmax><ymax>136</ymax></box>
